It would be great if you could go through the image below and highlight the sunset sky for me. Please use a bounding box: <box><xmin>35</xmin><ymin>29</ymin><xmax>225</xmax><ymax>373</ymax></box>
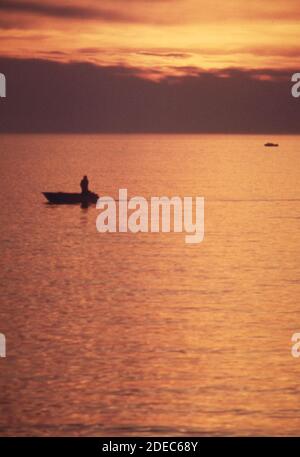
<box><xmin>1</xmin><ymin>0</ymin><xmax>300</xmax><ymax>76</ymax></box>
<box><xmin>0</xmin><ymin>0</ymin><xmax>299</xmax><ymax>132</ymax></box>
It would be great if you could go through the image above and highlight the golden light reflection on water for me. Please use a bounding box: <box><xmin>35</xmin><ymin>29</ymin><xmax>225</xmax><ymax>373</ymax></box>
<box><xmin>0</xmin><ymin>134</ymin><xmax>300</xmax><ymax>436</ymax></box>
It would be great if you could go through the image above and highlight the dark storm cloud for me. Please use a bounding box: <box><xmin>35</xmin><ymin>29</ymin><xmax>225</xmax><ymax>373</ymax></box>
<box><xmin>0</xmin><ymin>57</ymin><xmax>298</xmax><ymax>133</ymax></box>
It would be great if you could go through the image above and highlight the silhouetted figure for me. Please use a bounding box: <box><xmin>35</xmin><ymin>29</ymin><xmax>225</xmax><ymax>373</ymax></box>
<box><xmin>80</xmin><ymin>175</ymin><xmax>89</xmax><ymax>194</ymax></box>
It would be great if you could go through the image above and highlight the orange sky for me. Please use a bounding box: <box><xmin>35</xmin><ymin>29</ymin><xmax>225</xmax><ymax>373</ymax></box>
<box><xmin>0</xmin><ymin>0</ymin><xmax>300</xmax><ymax>78</ymax></box>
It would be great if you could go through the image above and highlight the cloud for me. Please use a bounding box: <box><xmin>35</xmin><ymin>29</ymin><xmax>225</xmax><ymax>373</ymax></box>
<box><xmin>0</xmin><ymin>33</ymin><xmax>49</xmax><ymax>41</ymax></box>
<box><xmin>0</xmin><ymin>57</ymin><xmax>298</xmax><ymax>134</ymax></box>
<box><xmin>72</xmin><ymin>48</ymin><xmax>191</xmax><ymax>60</ymax></box>
<box><xmin>0</xmin><ymin>0</ymin><xmax>133</xmax><ymax>22</ymax></box>
<box><xmin>1</xmin><ymin>0</ymin><xmax>300</xmax><ymax>75</ymax></box>
<box><xmin>137</xmin><ymin>51</ymin><xmax>192</xmax><ymax>59</ymax></box>
<box><xmin>3</xmin><ymin>0</ymin><xmax>299</xmax><ymax>26</ymax></box>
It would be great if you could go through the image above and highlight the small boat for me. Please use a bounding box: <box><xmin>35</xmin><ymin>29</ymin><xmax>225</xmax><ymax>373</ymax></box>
<box><xmin>264</xmin><ymin>142</ymin><xmax>279</xmax><ymax>147</ymax></box>
<box><xmin>43</xmin><ymin>191</ymin><xmax>99</xmax><ymax>205</ymax></box>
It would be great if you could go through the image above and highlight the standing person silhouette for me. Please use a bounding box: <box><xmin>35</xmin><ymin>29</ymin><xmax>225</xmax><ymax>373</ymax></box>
<box><xmin>80</xmin><ymin>175</ymin><xmax>89</xmax><ymax>194</ymax></box>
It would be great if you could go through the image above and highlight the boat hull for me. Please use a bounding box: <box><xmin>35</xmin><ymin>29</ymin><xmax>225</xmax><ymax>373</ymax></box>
<box><xmin>43</xmin><ymin>192</ymin><xmax>99</xmax><ymax>205</ymax></box>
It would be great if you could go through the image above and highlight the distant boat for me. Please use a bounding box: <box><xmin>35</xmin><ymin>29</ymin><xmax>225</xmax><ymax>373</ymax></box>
<box><xmin>264</xmin><ymin>142</ymin><xmax>279</xmax><ymax>147</ymax></box>
<box><xmin>43</xmin><ymin>191</ymin><xmax>99</xmax><ymax>205</ymax></box>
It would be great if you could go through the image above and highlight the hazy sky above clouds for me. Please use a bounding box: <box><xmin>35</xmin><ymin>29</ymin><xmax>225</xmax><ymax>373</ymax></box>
<box><xmin>0</xmin><ymin>0</ymin><xmax>300</xmax><ymax>77</ymax></box>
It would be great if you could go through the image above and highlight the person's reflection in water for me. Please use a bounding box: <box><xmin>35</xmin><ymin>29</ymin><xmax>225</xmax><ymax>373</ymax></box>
<box><xmin>80</xmin><ymin>201</ymin><xmax>89</xmax><ymax>210</ymax></box>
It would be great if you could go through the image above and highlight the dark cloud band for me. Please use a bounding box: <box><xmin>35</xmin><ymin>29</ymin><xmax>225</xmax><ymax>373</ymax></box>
<box><xmin>0</xmin><ymin>57</ymin><xmax>298</xmax><ymax>133</ymax></box>
<box><xmin>0</xmin><ymin>0</ymin><xmax>132</xmax><ymax>22</ymax></box>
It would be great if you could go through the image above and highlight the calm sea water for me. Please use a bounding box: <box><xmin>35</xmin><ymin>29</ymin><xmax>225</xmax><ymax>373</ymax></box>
<box><xmin>0</xmin><ymin>134</ymin><xmax>300</xmax><ymax>436</ymax></box>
